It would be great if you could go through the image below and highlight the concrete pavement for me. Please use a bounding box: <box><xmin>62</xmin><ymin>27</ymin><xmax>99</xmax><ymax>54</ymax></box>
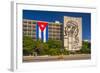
<box><xmin>23</xmin><ymin>54</ymin><xmax>91</xmax><ymax>62</ymax></box>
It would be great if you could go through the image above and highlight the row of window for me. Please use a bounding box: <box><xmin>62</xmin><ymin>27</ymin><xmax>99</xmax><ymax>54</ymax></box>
<box><xmin>23</xmin><ymin>25</ymin><xmax>36</xmax><ymax>28</ymax></box>
<box><xmin>23</xmin><ymin>27</ymin><xmax>32</xmax><ymax>29</ymax></box>
<box><xmin>23</xmin><ymin>22</ymin><xmax>62</xmax><ymax>26</ymax></box>
<box><xmin>24</xmin><ymin>35</ymin><xmax>36</xmax><ymax>38</ymax></box>
<box><xmin>23</xmin><ymin>21</ymin><xmax>32</xmax><ymax>24</ymax></box>
<box><xmin>23</xmin><ymin>24</ymin><xmax>61</xmax><ymax>27</ymax></box>
<box><xmin>48</xmin><ymin>37</ymin><xmax>61</xmax><ymax>40</ymax></box>
<box><xmin>48</xmin><ymin>28</ymin><xmax>62</xmax><ymax>30</ymax></box>
<box><xmin>23</xmin><ymin>29</ymin><xmax>61</xmax><ymax>33</ymax></box>
<box><xmin>49</xmin><ymin>35</ymin><xmax>61</xmax><ymax>38</ymax></box>
<box><xmin>23</xmin><ymin>32</ymin><xmax>36</xmax><ymax>35</ymax></box>
<box><xmin>23</xmin><ymin>25</ymin><xmax>61</xmax><ymax>28</ymax></box>
<box><xmin>48</xmin><ymin>25</ymin><xmax>61</xmax><ymax>27</ymax></box>
<box><xmin>23</xmin><ymin>31</ymin><xmax>62</xmax><ymax>35</ymax></box>
<box><xmin>23</xmin><ymin>29</ymin><xmax>62</xmax><ymax>32</ymax></box>
<box><xmin>23</xmin><ymin>24</ymin><xmax>36</xmax><ymax>26</ymax></box>
<box><xmin>23</xmin><ymin>29</ymin><xmax>32</xmax><ymax>31</ymax></box>
<box><xmin>23</xmin><ymin>33</ymin><xmax>61</xmax><ymax>36</ymax></box>
<box><xmin>48</xmin><ymin>30</ymin><xmax>61</xmax><ymax>33</ymax></box>
<box><xmin>23</xmin><ymin>27</ymin><xmax>36</xmax><ymax>30</ymax></box>
<box><xmin>49</xmin><ymin>33</ymin><xmax>61</xmax><ymax>35</ymax></box>
<box><xmin>23</xmin><ymin>27</ymin><xmax>61</xmax><ymax>31</ymax></box>
<box><xmin>23</xmin><ymin>34</ymin><xmax>61</xmax><ymax>37</ymax></box>
<box><xmin>48</xmin><ymin>24</ymin><xmax>61</xmax><ymax>26</ymax></box>
<box><xmin>23</xmin><ymin>32</ymin><xmax>61</xmax><ymax>37</ymax></box>
<box><xmin>23</xmin><ymin>25</ymin><xmax>32</xmax><ymax>27</ymax></box>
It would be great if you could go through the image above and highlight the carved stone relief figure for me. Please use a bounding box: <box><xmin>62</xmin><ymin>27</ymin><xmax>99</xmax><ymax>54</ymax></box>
<box><xmin>65</xmin><ymin>20</ymin><xmax>79</xmax><ymax>50</ymax></box>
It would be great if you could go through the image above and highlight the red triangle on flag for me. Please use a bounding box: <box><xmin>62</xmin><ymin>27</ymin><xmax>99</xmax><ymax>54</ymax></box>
<box><xmin>37</xmin><ymin>21</ymin><xmax>48</xmax><ymax>32</ymax></box>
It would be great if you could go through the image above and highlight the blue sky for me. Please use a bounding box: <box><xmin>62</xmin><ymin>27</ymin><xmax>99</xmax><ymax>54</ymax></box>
<box><xmin>23</xmin><ymin>10</ymin><xmax>91</xmax><ymax>41</ymax></box>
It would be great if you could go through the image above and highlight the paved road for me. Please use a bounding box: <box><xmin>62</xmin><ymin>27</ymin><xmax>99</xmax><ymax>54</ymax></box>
<box><xmin>23</xmin><ymin>54</ymin><xmax>91</xmax><ymax>62</ymax></box>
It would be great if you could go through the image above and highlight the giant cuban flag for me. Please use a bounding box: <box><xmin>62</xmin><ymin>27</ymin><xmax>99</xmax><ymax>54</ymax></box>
<box><xmin>36</xmin><ymin>21</ymin><xmax>48</xmax><ymax>42</ymax></box>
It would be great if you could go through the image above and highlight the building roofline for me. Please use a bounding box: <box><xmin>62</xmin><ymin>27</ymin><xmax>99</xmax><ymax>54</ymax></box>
<box><xmin>23</xmin><ymin>19</ymin><xmax>63</xmax><ymax>25</ymax></box>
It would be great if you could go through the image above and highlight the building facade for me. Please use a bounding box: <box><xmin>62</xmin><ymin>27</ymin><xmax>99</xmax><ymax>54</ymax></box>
<box><xmin>64</xmin><ymin>16</ymin><xmax>82</xmax><ymax>51</ymax></box>
<box><xmin>23</xmin><ymin>19</ymin><xmax>62</xmax><ymax>41</ymax></box>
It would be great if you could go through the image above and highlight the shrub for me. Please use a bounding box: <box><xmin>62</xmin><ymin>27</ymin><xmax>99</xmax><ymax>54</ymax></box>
<box><xmin>79</xmin><ymin>41</ymin><xmax>91</xmax><ymax>54</ymax></box>
<box><xmin>48</xmin><ymin>48</ymin><xmax>61</xmax><ymax>56</ymax></box>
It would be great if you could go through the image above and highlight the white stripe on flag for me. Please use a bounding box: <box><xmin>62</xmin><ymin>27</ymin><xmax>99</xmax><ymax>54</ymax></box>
<box><xmin>39</xmin><ymin>27</ymin><xmax>41</xmax><ymax>39</ymax></box>
<box><xmin>44</xmin><ymin>28</ymin><xmax>46</xmax><ymax>42</ymax></box>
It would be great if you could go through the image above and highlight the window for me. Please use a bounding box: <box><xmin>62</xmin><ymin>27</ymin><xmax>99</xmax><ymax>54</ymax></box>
<box><xmin>23</xmin><ymin>21</ymin><xmax>27</xmax><ymax>23</ymax></box>
<box><xmin>28</xmin><ymin>21</ymin><xmax>31</xmax><ymax>24</ymax></box>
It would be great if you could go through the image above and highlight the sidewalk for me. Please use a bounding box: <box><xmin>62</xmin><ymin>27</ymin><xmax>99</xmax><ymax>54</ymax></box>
<box><xmin>23</xmin><ymin>54</ymin><xmax>91</xmax><ymax>62</ymax></box>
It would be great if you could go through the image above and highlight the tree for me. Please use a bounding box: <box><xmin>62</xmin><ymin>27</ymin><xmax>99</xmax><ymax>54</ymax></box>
<box><xmin>23</xmin><ymin>36</ymin><xmax>35</xmax><ymax>56</ymax></box>
<box><xmin>47</xmin><ymin>39</ymin><xmax>62</xmax><ymax>49</ymax></box>
<box><xmin>47</xmin><ymin>48</ymin><xmax>61</xmax><ymax>56</ymax></box>
<box><xmin>32</xmin><ymin>39</ymin><xmax>50</xmax><ymax>55</ymax></box>
<box><xmin>45</xmin><ymin>39</ymin><xmax>63</xmax><ymax>56</ymax></box>
<box><xmin>80</xmin><ymin>41</ymin><xmax>91</xmax><ymax>54</ymax></box>
<box><xmin>23</xmin><ymin>37</ymin><xmax>69</xmax><ymax>56</ymax></box>
<box><xmin>38</xmin><ymin>43</ymin><xmax>49</xmax><ymax>55</ymax></box>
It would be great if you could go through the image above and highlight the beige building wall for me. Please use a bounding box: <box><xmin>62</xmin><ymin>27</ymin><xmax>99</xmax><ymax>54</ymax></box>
<box><xmin>64</xmin><ymin>16</ymin><xmax>82</xmax><ymax>51</ymax></box>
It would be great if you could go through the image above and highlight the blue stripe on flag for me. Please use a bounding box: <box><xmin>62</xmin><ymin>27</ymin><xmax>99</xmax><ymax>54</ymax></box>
<box><xmin>41</xmin><ymin>31</ymin><xmax>44</xmax><ymax>42</ymax></box>
<box><xmin>36</xmin><ymin>24</ymin><xmax>39</xmax><ymax>40</ymax></box>
<box><xmin>46</xmin><ymin>25</ymin><xmax>48</xmax><ymax>41</ymax></box>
